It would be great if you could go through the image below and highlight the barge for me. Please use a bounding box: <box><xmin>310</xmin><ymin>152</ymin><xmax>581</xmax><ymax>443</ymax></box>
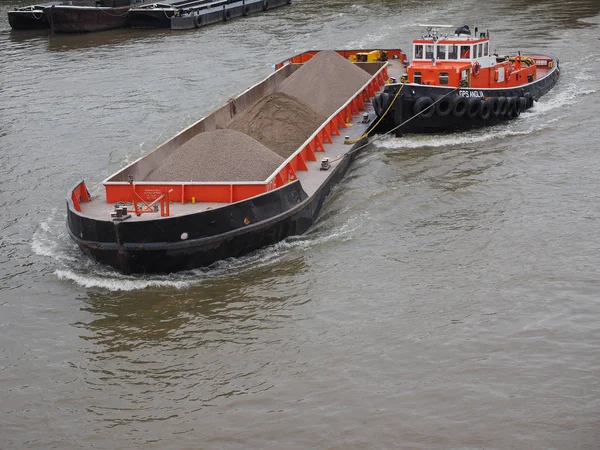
<box><xmin>8</xmin><ymin>4</ymin><xmax>51</xmax><ymax>30</ymax></box>
<box><xmin>370</xmin><ymin>25</ymin><xmax>560</xmax><ymax>136</ymax></box>
<box><xmin>46</xmin><ymin>0</ymin><xmax>151</xmax><ymax>33</ymax></box>
<box><xmin>8</xmin><ymin>0</ymin><xmax>152</xmax><ymax>33</ymax></box>
<box><xmin>169</xmin><ymin>0</ymin><xmax>290</xmax><ymax>31</ymax></box>
<box><xmin>66</xmin><ymin>49</ymin><xmax>407</xmax><ymax>274</ymax></box>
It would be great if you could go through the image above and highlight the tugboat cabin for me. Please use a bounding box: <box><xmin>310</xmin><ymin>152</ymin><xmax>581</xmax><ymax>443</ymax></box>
<box><xmin>408</xmin><ymin>24</ymin><xmax>538</xmax><ymax>89</ymax></box>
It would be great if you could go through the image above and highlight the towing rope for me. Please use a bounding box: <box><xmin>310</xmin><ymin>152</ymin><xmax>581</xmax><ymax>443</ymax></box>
<box><xmin>345</xmin><ymin>86</ymin><xmax>461</xmax><ymax>154</ymax></box>
<box><xmin>343</xmin><ymin>83</ymin><xmax>405</xmax><ymax>145</ymax></box>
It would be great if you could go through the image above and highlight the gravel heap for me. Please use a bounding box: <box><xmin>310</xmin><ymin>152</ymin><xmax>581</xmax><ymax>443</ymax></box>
<box><xmin>277</xmin><ymin>50</ymin><xmax>372</xmax><ymax>117</ymax></box>
<box><xmin>145</xmin><ymin>129</ymin><xmax>284</xmax><ymax>182</ymax></box>
<box><xmin>227</xmin><ymin>92</ymin><xmax>327</xmax><ymax>159</ymax></box>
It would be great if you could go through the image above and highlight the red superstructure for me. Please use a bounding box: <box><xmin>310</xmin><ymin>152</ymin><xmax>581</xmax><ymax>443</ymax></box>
<box><xmin>407</xmin><ymin>24</ymin><xmax>554</xmax><ymax>89</ymax></box>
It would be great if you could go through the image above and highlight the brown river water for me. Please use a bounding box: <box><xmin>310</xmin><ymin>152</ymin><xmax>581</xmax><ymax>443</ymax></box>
<box><xmin>1</xmin><ymin>0</ymin><xmax>599</xmax><ymax>448</ymax></box>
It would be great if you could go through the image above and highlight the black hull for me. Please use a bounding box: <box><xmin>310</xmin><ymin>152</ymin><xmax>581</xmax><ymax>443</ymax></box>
<box><xmin>8</xmin><ymin>10</ymin><xmax>49</xmax><ymax>29</ymax></box>
<box><xmin>372</xmin><ymin>59</ymin><xmax>560</xmax><ymax>136</ymax></box>
<box><xmin>47</xmin><ymin>6</ymin><xmax>130</xmax><ymax>32</ymax></box>
<box><xmin>67</xmin><ymin>138</ymin><xmax>367</xmax><ymax>274</ymax></box>
<box><xmin>128</xmin><ymin>10</ymin><xmax>174</xmax><ymax>29</ymax></box>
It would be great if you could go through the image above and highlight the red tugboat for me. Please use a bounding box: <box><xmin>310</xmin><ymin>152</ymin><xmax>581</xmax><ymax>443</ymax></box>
<box><xmin>371</xmin><ymin>24</ymin><xmax>560</xmax><ymax>135</ymax></box>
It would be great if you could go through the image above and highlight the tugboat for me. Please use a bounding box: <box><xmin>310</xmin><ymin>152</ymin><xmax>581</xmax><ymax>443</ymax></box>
<box><xmin>370</xmin><ymin>25</ymin><xmax>560</xmax><ymax>135</ymax></box>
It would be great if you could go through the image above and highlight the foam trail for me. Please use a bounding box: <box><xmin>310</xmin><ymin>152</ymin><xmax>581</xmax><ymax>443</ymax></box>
<box><xmin>373</xmin><ymin>124</ymin><xmax>536</xmax><ymax>150</ymax></box>
<box><xmin>55</xmin><ymin>270</ymin><xmax>192</xmax><ymax>291</ymax></box>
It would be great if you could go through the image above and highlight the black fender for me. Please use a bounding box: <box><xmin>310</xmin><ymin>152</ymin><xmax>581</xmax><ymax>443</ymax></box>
<box><xmin>413</xmin><ymin>96</ymin><xmax>434</xmax><ymax>119</ymax></box>
<box><xmin>435</xmin><ymin>96</ymin><xmax>453</xmax><ymax>117</ymax></box>
<box><xmin>466</xmin><ymin>97</ymin><xmax>482</xmax><ymax>119</ymax></box>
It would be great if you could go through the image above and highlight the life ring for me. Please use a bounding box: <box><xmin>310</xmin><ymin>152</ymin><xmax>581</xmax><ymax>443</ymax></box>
<box><xmin>413</xmin><ymin>96</ymin><xmax>435</xmax><ymax>119</ymax></box>
<box><xmin>194</xmin><ymin>14</ymin><xmax>202</xmax><ymax>27</ymax></box>
<box><xmin>498</xmin><ymin>97</ymin><xmax>508</xmax><ymax>116</ymax></box>
<box><xmin>435</xmin><ymin>96</ymin><xmax>452</xmax><ymax>117</ymax></box>
<box><xmin>223</xmin><ymin>9</ymin><xmax>231</xmax><ymax>21</ymax></box>
<box><xmin>242</xmin><ymin>5</ymin><xmax>249</xmax><ymax>16</ymax></box>
<box><xmin>480</xmin><ymin>100</ymin><xmax>491</xmax><ymax>120</ymax></box>
<box><xmin>473</xmin><ymin>62</ymin><xmax>481</xmax><ymax>76</ymax></box>
<box><xmin>451</xmin><ymin>96</ymin><xmax>468</xmax><ymax>117</ymax></box>
<box><xmin>262</xmin><ymin>0</ymin><xmax>269</xmax><ymax>11</ymax></box>
<box><xmin>489</xmin><ymin>97</ymin><xmax>501</xmax><ymax>116</ymax></box>
<box><xmin>466</xmin><ymin>97</ymin><xmax>482</xmax><ymax>119</ymax></box>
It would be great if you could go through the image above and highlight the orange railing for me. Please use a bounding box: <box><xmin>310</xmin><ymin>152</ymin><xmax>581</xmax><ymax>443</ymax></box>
<box><xmin>70</xmin><ymin>180</ymin><xmax>90</xmax><ymax>212</ymax></box>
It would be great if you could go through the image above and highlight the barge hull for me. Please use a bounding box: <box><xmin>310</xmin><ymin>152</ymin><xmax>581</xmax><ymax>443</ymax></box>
<box><xmin>67</xmin><ymin>141</ymin><xmax>363</xmax><ymax>274</ymax></box>
<box><xmin>8</xmin><ymin>11</ymin><xmax>50</xmax><ymax>29</ymax></box>
<box><xmin>171</xmin><ymin>0</ymin><xmax>290</xmax><ymax>30</ymax></box>
<box><xmin>47</xmin><ymin>5</ymin><xmax>130</xmax><ymax>32</ymax></box>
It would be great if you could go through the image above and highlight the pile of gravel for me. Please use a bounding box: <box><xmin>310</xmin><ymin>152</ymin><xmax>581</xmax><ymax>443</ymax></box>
<box><xmin>227</xmin><ymin>92</ymin><xmax>327</xmax><ymax>159</ymax></box>
<box><xmin>277</xmin><ymin>50</ymin><xmax>372</xmax><ymax>118</ymax></box>
<box><xmin>145</xmin><ymin>129</ymin><xmax>284</xmax><ymax>182</ymax></box>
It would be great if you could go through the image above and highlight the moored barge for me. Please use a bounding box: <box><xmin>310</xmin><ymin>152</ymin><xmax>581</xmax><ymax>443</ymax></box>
<box><xmin>66</xmin><ymin>49</ymin><xmax>407</xmax><ymax>274</ymax></box>
<box><xmin>370</xmin><ymin>25</ymin><xmax>560</xmax><ymax>136</ymax></box>
<box><xmin>8</xmin><ymin>4</ymin><xmax>51</xmax><ymax>30</ymax></box>
<box><xmin>46</xmin><ymin>0</ymin><xmax>150</xmax><ymax>33</ymax></box>
<box><xmin>169</xmin><ymin>0</ymin><xmax>290</xmax><ymax>31</ymax></box>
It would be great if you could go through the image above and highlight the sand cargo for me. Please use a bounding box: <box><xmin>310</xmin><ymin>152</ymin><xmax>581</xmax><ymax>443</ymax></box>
<box><xmin>66</xmin><ymin>49</ymin><xmax>408</xmax><ymax>274</ymax></box>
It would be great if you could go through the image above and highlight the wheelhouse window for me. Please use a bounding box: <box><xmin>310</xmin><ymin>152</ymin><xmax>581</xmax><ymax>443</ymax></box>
<box><xmin>448</xmin><ymin>45</ymin><xmax>458</xmax><ymax>59</ymax></box>
<box><xmin>478</xmin><ymin>43</ymin><xmax>483</xmax><ymax>58</ymax></box>
<box><xmin>414</xmin><ymin>72</ymin><xmax>422</xmax><ymax>84</ymax></box>
<box><xmin>425</xmin><ymin>45</ymin><xmax>434</xmax><ymax>59</ymax></box>
<box><xmin>484</xmin><ymin>42</ymin><xmax>489</xmax><ymax>56</ymax></box>
<box><xmin>439</xmin><ymin>72</ymin><xmax>449</xmax><ymax>85</ymax></box>
<box><xmin>414</xmin><ymin>44</ymin><xmax>423</xmax><ymax>59</ymax></box>
<box><xmin>460</xmin><ymin>45</ymin><xmax>471</xmax><ymax>59</ymax></box>
<box><xmin>437</xmin><ymin>45</ymin><xmax>446</xmax><ymax>60</ymax></box>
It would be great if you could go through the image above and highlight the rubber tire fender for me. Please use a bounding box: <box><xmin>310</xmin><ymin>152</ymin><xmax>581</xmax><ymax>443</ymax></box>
<box><xmin>372</xmin><ymin>95</ymin><xmax>383</xmax><ymax>117</ymax></box>
<box><xmin>435</xmin><ymin>96</ymin><xmax>453</xmax><ymax>117</ymax></box>
<box><xmin>512</xmin><ymin>97</ymin><xmax>522</xmax><ymax>117</ymax></box>
<box><xmin>497</xmin><ymin>97</ymin><xmax>508</xmax><ymax>116</ymax></box>
<box><xmin>223</xmin><ymin>9</ymin><xmax>231</xmax><ymax>21</ymax></box>
<box><xmin>194</xmin><ymin>14</ymin><xmax>202</xmax><ymax>27</ymax></box>
<box><xmin>519</xmin><ymin>96</ymin><xmax>528</xmax><ymax>111</ymax></box>
<box><xmin>262</xmin><ymin>0</ymin><xmax>269</xmax><ymax>11</ymax></box>
<box><xmin>480</xmin><ymin>100</ymin><xmax>491</xmax><ymax>120</ymax></box>
<box><xmin>505</xmin><ymin>97</ymin><xmax>515</xmax><ymax>117</ymax></box>
<box><xmin>451</xmin><ymin>96</ymin><xmax>468</xmax><ymax>117</ymax></box>
<box><xmin>524</xmin><ymin>93</ymin><xmax>534</xmax><ymax>109</ymax></box>
<box><xmin>379</xmin><ymin>92</ymin><xmax>392</xmax><ymax>114</ymax></box>
<box><xmin>413</xmin><ymin>96</ymin><xmax>435</xmax><ymax>119</ymax></box>
<box><xmin>242</xmin><ymin>5</ymin><xmax>249</xmax><ymax>16</ymax></box>
<box><xmin>466</xmin><ymin>97</ymin><xmax>482</xmax><ymax>119</ymax></box>
<box><xmin>489</xmin><ymin>97</ymin><xmax>501</xmax><ymax>116</ymax></box>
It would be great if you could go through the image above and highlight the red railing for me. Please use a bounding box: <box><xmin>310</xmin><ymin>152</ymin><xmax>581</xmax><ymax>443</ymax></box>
<box><xmin>70</xmin><ymin>181</ymin><xmax>90</xmax><ymax>212</ymax></box>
